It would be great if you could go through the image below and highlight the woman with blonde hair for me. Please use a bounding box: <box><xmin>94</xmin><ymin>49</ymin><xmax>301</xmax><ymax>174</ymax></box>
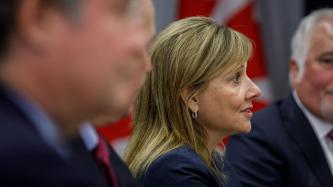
<box><xmin>124</xmin><ymin>16</ymin><xmax>261</xmax><ymax>187</ymax></box>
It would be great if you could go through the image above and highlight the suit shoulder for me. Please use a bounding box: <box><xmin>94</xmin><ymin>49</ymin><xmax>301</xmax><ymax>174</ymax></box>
<box><xmin>249</xmin><ymin>99</ymin><xmax>289</xmax><ymax>134</ymax></box>
<box><xmin>0</xmin><ymin>94</ymin><xmax>39</xmax><ymax>148</ymax></box>
<box><xmin>253</xmin><ymin>100</ymin><xmax>283</xmax><ymax>122</ymax></box>
<box><xmin>108</xmin><ymin>146</ymin><xmax>138</xmax><ymax>186</ymax></box>
<box><xmin>0</xmin><ymin>119</ymin><xmax>40</xmax><ymax>151</ymax></box>
<box><xmin>228</xmin><ymin>98</ymin><xmax>291</xmax><ymax>153</ymax></box>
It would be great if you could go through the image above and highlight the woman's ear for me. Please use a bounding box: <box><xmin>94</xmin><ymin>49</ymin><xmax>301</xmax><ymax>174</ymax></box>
<box><xmin>180</xmin><ymin>88</ymin><xmax>199</xmax><ymax>113</ymax></box>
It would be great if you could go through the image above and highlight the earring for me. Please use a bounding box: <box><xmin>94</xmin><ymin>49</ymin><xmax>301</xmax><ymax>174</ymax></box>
<box><xmin>191</xmin><ymin>111</ymin><xmax>198</xmax><ymax>119</ymax></box>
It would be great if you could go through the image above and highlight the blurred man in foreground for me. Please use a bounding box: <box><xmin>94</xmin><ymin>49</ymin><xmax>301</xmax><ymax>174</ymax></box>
<box><xmin>0</xmin><ymin>0</ymin><xmax>151</xmax><ymax>186</ymax></box>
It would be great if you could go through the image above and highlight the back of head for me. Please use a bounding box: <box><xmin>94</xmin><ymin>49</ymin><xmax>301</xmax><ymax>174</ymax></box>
<box><xmin>129</xmin><ymin>0</ymin><xmax>155</xmax><ymax>34</ymax></box>
<box><xmin>0</xmin><ymin>0</ymin><xmax>79</xmax><ymax>59</ymax></box>
<box><xmin>0</xmin><ymin>0</ymin><xmax>18</xmax><ymax>57</ymax></box>
<box><xmin>125</xmin><ymin>16</ymin><xmax>252</xmax><ymax>178</ymax></box>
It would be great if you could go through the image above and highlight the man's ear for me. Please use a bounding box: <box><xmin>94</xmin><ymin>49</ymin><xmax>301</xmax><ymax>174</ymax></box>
<box><xmin>289</xmin><ymin>59</ymin><xmax>300</xmax><ymax>89</ymax></box>
<box><xmin>180</xmin><ymin>88</ymin><xmax>199</xmax><ymax>113</ymax></box>
<box><xmin>15</xmin><ymin>0</ymin><xmax>65</xmax><ymax>51</ymax></box>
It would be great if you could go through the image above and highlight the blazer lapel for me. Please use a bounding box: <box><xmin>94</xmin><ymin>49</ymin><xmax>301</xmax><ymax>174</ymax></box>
<box><xmin>107</xmin><ymin>144</ymin><xmax>138</xmax><ymax>187</ymax></box>
<box><xmin>70</xmin><ymin>137</ymin><xmax>109</xmax><ymax>187</ymax></box>
<box><xmin>281</xmin><ymin>95</ymin><xmax>333</xmax><ymax>187</ymax></box>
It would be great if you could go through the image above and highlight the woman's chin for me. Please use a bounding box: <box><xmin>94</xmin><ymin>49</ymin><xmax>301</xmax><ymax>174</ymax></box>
<box><xmin>238</xmin><ymin>122</ymin><xmax>252</xmax><ymax>134</ymax></box>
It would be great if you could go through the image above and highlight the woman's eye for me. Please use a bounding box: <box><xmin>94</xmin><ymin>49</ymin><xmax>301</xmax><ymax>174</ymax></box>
<box><xmin>232</xmin><ymin>72</ymin><xmax>241</xmax><ymax>84</ymax></box>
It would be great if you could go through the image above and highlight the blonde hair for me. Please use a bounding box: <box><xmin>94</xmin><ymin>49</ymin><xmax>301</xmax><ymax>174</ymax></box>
<box><xmin>124</xmin><ymin>16</ymin><xmax>252</xmax><ymax>181</ymax></box>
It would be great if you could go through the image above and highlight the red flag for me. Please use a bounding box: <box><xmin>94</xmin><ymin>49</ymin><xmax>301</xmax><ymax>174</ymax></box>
<box><xmin>177</xmin><ymin>0</ymin><xmax>218</xmax><ymax>18</ymax></box>
<box><xmin>97</xmin><ymin>117</ymin><xmax>132</xmax><ymax>156</ymax></box>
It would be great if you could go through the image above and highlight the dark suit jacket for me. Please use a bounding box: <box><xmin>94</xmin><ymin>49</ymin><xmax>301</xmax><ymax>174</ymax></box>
<box><xmin>139</xmin><ymin>145</ymin><xmax>224</xmax><ymax>187</ymax></box>
<box><xmin>72</xmin><ymin>136</ymin><xmax>138</xmax><ymax>187</ymax></box>
<box><xmin>107</xmin><ymin>144</ymin><xmax>138</xmax><ymax>187</ymax></box>
<box><xmin>225</xmin><ymin>94</ymin><xmax>333</xmax><ymax>187</ymax></box>
<box><xmin>0</xmin><ymin>86</ymin><xmax>108</xmax><ymax>187</ymax></box>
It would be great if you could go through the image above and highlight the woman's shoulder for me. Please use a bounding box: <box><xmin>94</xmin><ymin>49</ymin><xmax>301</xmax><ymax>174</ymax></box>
<box><xmin>140</xmin><ymin>145</ymin><xmax>220</xmax><ymax>187</ymax></box>
<box><xmin>152</xmin><ymin>145</ymin><xmax>206</xmax><ymax>167</ymax></box>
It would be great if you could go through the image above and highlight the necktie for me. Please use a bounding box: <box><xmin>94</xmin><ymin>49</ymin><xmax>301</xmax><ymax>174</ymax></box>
<box><xmin>327</xmin><ymin>130</ymin><xmax>333</xmax><ymax>141</ymax></box>
<box><xmin>325</xmin><ymin>129</ymin><xmax>333</xmax><ymax>154</ymax></box>
<box><xmin>92</xmin><ymin>137</ymin><xmax>119</xmax><ymax>187</ymax></box>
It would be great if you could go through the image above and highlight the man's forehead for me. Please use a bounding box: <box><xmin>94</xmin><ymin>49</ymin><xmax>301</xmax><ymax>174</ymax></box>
<box><xmin>309</xmin><ymin>19</ymin><xmax>333</xmax><ymax>43</ymax></box>
<box><xmin>128</xmin><ymin>0</ymin><xmax>155</xmax><ymax>28</ymax></box>
<box><xmin>128</xmin><ymin>0</ymin><xmax>144</xmax><ymax>17</ymax></box>
<box><xmin>321</xmin><ymin>21</ymin><xmax>333</xmax><ymax>36</ymax></box>
<box><xmin>315</xmin><ymin>18</ymin><xmax>333</xmax><ymax>35</ymax></box>
<box><xmin>105</xmin><ymin>0</ymin><xmax>133</xmax><ymax>14</ymax></box>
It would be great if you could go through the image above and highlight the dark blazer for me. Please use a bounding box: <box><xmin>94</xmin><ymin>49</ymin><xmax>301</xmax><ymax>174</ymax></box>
<box><xmin>225</xmin><ymin>94</ymin><xmax>333</xmax><ymax>187</ymax></box>
<box><xmin>72</xmin><ymin>136</ymin><xmax>138</xmax><ymax>187</ymax></box>
<box><xmin>0</xmin><ymin>86</ymin><xmax>108</xmax><ymax>187</ymax></box>
<box><xmin>139</xmin><ymin>145</ymin><xmax>224</xmax><ymax>187</ymax></box>
<box><xmin>107</xmin><ymin>142</ymin><xmax>138</xmax><ymax>187</ymax></box>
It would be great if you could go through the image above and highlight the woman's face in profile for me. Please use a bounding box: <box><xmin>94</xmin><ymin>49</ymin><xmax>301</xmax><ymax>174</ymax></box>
<box><xmin>196</xmin><ymin>63</ymin><xmax>261</xmax><ymax>137</ymax></box>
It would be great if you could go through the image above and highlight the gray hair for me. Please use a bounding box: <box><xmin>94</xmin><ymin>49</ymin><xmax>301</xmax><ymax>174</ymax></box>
<box><xmin>45</xmin><ymin>0</ymin><xmax>83</xmax><ymax>21</ymax></box>
<box><xmin>0</xmin><ymin>0</ymin><xmax>82</xmax><ymax>58</ymax></box>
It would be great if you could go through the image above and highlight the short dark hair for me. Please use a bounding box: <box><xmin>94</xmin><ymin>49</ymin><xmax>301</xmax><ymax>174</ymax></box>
<box><xmin>0</xmin><ymin>0</ymin><xmax>19</xmax><ymax>57</ymax></box>
<box><xmin>0</xmin><ymin>0</ymin><xmax>80</xmax><ymax>58</ymax></box>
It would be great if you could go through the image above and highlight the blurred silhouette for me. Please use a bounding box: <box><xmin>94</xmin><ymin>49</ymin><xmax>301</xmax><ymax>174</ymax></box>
<box><xmin>0</xmin><ymin>0</ymin><xmax>152</xmax><ymax>186</ymax></box>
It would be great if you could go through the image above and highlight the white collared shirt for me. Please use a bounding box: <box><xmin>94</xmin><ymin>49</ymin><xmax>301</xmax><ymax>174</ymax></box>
<box><xmin>293</xmin><ymin>91</ymin><xmax>333</xmax><ymax>175</ymax></box>
<box><xmin>79</xmin><ymin>122</ymin><xmax>99</xmax><ymax>151</ymax></box>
